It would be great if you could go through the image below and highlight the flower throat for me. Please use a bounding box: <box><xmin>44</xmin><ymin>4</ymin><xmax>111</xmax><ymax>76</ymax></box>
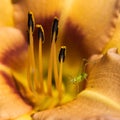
<box><xmin>26</xmin><ymin>12</ymin><xmax>70</xmax><ymax>110</ymax></box>
<box><xmin>24</xmin><ymin>11</ymin><xmax>87</xmax><ymax>111</ymax></box>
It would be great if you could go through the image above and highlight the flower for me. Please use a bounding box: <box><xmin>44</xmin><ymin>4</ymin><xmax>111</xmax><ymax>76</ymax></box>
<box><xmin>0</xmin><ymin>0</ymin><xmax>120</xmax><ymax>120</ymax></box>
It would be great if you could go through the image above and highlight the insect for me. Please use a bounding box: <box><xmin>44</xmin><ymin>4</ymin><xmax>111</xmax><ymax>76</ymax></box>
<box><xmin>70</xmin><ymin>58</ymin><xmax>88</xmax><ymax>84</ymax></box>
<box><xmin>71</xmin><ymin>72</ymin><xmax>87</xmax><ymax>84</ymax></box>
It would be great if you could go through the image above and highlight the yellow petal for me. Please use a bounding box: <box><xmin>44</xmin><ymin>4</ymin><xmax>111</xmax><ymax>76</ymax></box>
<box><xmin>0</xmin><ymin>27</ymin><xmax>27</xmax><ymax>71</ymax></box>
<box><xmin>15</xmin><ymin>113</ymin><xmax>33</xmax><ymax>120</ymax></box>
<box><xmin>0</xmin><ymin>0</ymin><xmax>14</xmax><ymax>26</ymax></box>
<box><xmin>103</xmin><ymin>12</ymin><xmax>120</xmax><ymax>53</ymax></box>
<box><xmin>0</xmin><ymin>27</ymin><xmax>27</xmax><ymax>84</ymax></box>
<box><xmin>61</xmin><ymin>0</ymin><xmax>120</xmax><ymax>55</ymax></box>
<box><xmin>0</xmin><ymin>27</ymin><xmax>30</xmax><ymax>100</ymax></box>
<box><xmin>58</xmin><ymin>0</ymin><xmax>120</xmax><ymax>76</ymax></box>
<box><xmin>0</xmin><ymin>64</ymin><xmax>32</xmax><ymax>120</ymax></box>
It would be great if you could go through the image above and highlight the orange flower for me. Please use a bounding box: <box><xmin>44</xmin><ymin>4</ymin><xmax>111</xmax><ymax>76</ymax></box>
<box><xmin>0</xmin><ymin>0</ymin><xmax>120</xmax><ymax>120</ymax></box>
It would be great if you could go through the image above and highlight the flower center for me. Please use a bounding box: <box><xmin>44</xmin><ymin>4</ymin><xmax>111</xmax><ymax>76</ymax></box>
<box><xmin>20</xmin><ymin>12</ymin><xmax>87</xmax><ymax>111</ymax></box>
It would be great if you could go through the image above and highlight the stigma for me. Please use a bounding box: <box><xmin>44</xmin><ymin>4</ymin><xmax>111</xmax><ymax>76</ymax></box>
<box><xmin>27</xmin><ymin>12</ymin><xmax>67</xmax><ymax>110</ymax></box>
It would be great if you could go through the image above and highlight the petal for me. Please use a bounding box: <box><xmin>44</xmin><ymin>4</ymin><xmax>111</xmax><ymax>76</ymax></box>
<box><xmin>103</xmin><ymin>11</ymin><xmax>120</xmax><ymax>53</ymax></box>
<box><xmin>58</xmin><ymin>0</ymin><xmax>120</xmax><ymax>75</ymax></box>
<box><xmin>0</xmin><ymin>0</ymin><xmax>14</xmax><ymax>26</ymax></box>
<box><xmin>33</xmin><ymin>48</ymin><xmax>120</xmax><ymax>120</ymax></box>
<box><xmin>86</xmin><ymin>48</ymin><xmax>120</xmax><ymax>103</ymax></box>
<box><xmin>0</xmin><ymin>27</ymin><xmax>31</xmax><ymax>105</ymax></box>
<box><xmin>0</xmin><ymin>27</ymin><xmax>27</xmax><ymax>84</ymax></box>
<box><xmin>0</xmin><ymin>27</ymin><xmax>27</xmax><ymax>71</ymax></box>
<box><xmin>60</xmin><ymin>0</ymin><xmax>120</xmax><ymax>56</ymax></box>
<box><xmin>0</xmin><ymin>64</ymin><xmax>32</xmax><ymax>119</ymax></box>
<box><xmin>86</xmin><ymin>115</ymin><xmax>120</xmax><ymax>120</ymax></box>
<box><xmin>0</xmin><ymin>27</ymin><xmax>31</xmax><ymax>119</ymax></box>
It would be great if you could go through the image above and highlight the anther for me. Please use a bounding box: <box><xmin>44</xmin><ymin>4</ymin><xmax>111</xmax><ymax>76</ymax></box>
<box><xmin>59</xmin><ymin>46</ymin><xmax>66</xmax><ymax>63</ymax></box>
<box><xmin>52</xmin><ymin>17</ymin><xmax>59</xmax><ymax>42</ymax></box>
<box><xmin>28</xmin><ymin>12</ymin><xmax>35</xmax><ymax>32</ymax></box>
<box><xmin>36</xmin><ymin>24</ymin><xmax>45</xmax><ymax>43</ymax></box>
<box><xmin>58</xmin><ymin>46</ymin><xmax>66</xmax><ymax>100</ymax></box>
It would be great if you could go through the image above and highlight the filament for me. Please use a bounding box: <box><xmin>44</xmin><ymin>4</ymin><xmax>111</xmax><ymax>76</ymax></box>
<box><xmin>36</xmin><ymin>24</ymin><xmax>45</xmax><ymax>93</ymax></box>
<box><xmin>52</xmin><ymin>18</ymin><xmax>59</xmax><ymax>90</ymax></box>
<box><xmin>28</xmin><ymin>12</ymin><xmax>37</xmax><ymax>92</ymax></box>
<box><xmin>58</xmin><ymin>59</ymin><xmax>63</xmax><ymax>100</ymax></box>
<box><xmin>47</xmin><ymin>18</ymin><xmax>59</xmax><ymax>96</ymax></box>
<box><xmin>27</xmin><ymin>45</ymin><xmax>33</xmax><ymax>91</ymax></box>
<box><xmin>47</xmin><ymin>41</ymin><xmax>53</xmax><ymax>95</ymax></box>
<box><xmin>58</xmin><ymin>46</ymin><xmax>66</xmax><ymax>100</ymax></box>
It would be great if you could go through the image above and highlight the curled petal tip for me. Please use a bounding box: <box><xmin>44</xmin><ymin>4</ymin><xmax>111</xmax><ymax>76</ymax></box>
<box><xmin>104</xmin><ymin>48</ymin><xmax>120</xmax><ymax>61</ymax></box>
<box><xmin>107</xmin><ymin>48</ymin><xmax>119</xmax><ymax>54</ymax></box>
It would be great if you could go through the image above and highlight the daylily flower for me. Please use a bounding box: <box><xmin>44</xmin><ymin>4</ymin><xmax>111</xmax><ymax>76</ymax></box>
<box><xmin>0</xmin><ymin>0</ymin><xmax>120</xmax><ymax>120</ymax></box>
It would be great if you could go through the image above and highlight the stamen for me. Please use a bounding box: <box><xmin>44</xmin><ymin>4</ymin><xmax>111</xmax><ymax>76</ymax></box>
<box><xmin>58</xmin><ymin>46</ymin><xmax>66</xmax><ymax>100</ymax></box>
<box><xmin>52</xmin><ymin>17</ymin><xmax>59</xmax><ymax>90</ymax></box>
<box><xmin>28</xmin><ymin>12</ymin><xmax>37</xmax><ymax>91</ymax></box>
<box><xmin>36</xmin><ymin>24</ymin><xmax>45</xmax><ymax>93</ymax></box>
<box><xmin>47</xmin><ymin>17</ymin><xmax>59</xmax><ymax>95</ymax></box>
